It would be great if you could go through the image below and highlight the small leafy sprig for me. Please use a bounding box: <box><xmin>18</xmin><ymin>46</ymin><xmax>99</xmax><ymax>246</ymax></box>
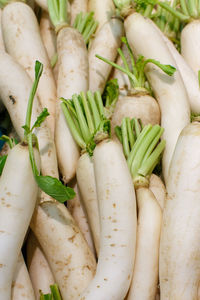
<box><xmin>96</xmin><ymin>36</ymin><xmax>176</xmax><ymax>94</ymax></box>
<box><xmin>23</xmin><ymin>61</ymin><xmax>75</xmax><ymax>203</ymax></box>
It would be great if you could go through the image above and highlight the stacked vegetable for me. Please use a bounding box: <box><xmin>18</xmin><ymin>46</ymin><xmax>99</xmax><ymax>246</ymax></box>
<box><xmin>0</xmin><ymin>0</ymin><xmax>199</xmax><ymax>299</ymax></box>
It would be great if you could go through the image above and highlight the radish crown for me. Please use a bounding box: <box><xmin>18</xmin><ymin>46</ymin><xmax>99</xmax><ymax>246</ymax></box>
<box><xmin>22</xmin><ymin>60</ymin><xmax>75</xmax><ymax>203</ymax></box>
<box><xmin>47</xmin><ymin>0</ymin><xmax>69</xmax><ymax>32</ymax></box>
<box><xmin>113</xmin><ymin>0</ymin><xmax>133</xmax><ymax>16</ymax></box>
<box><xmin>73</xmin><ymin>12</ymin><xmax>98</xmax><ymax>45</ymax></box>
<box><xmin>61</xmin><ymin>91</ymin><xmax>111</xmax><ymax>156</ymax></box>
<box><xmin>40</xmin><ymin>284</ymin><xmax>62</xmax><ymax>300</ymax></box>
<box><xmin>116</xmin><ymin>117</ymin><xmax>165</xmax><ymax>188</ymax></box>
<box><xmin>96</xmin><ymin>36</ymin><xmax>176</xmax><ymax>95</ymax></box>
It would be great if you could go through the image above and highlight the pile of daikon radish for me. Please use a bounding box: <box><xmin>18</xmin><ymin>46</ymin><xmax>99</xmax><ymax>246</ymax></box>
<box><xmin>0</xmin><ymin>0</ymin><xmax>200</xmax><ymax>299</ymax></box>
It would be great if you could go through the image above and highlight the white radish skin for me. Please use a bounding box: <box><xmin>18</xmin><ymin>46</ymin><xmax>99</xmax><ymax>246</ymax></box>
<box><xmin>2</xmin><ymin>2</ymin><xmax>57</xmax><ymax>137</ymax></box>
<box><xmin>31</xmin><ymin>201</ymin><xmax>96</xmax><ymax>300</ymax></box>
<box><xmin>88</xmin><ymin>0</ymin><xmax>115</xmax><ymax>32</ymax></box>
<box><xmin>111</xmin><ymin>94</ymin><xmax>161</xmax><ymax>134</ymax></box>
<box><xmin>12</xmin><ymin>253</ymin><xmax>35</xmax><ymax>300</ymax></box>
<box><xmin>124</xmin><ymin>12</ymin><xmax>190</xmax><ymax>182</ymax></box>
<box><xmin>76</xmin><ymin>153</ymin><xmax>100</xmax><ymax>256</ymax></box>
<box><xmin>79</xmin><ymin>140</ymin><xmax>136</xmax><ymax>300</ymax></box>
<box><xmin>151</xmin><ymin>21</ymin><xmax>200</xmax><ymax>114</ymax></box>
<box><xmin>0</xmin><ymin>51</ymin><xmax>58</xmax><ymax>178</ymax></box>
<box><xmin>181</xmin><ymin>21</ymin><xmax>200</xmax><ymax>77</ymax></box>
<box><xmin>39</xmin><ymin>11</ymin><xmax>58</xmax><ymax>82</ymax></box>
<box><xmin>40</xmin><ymin>11</ymin><xmax>57</xmax><ymax>63</ymax></box>
<box><xmin>35</xmin><ymin>0</ymin><xmax>48</xmax><ymax>11</ymax></box>
<box><xmin>26</xmin><ymin>231</ymin><xmax>55</xmax><ymax>299</ymax></box>
<box><xmin>56</xmin><ymin>27</ymin><xmax>88</xmax><ymax>183</ymax></box>
<box><xmin>70</xmin><ymin>0</ymin><xmax>88</xmax><ymax>25</ymax></box>
<box><xmin>89</xmin><ymin>18</ymin><xmax>124</xmax><ymax>93</ymax></box>
<box><xmin>68</xmin><ymin>180</ymin><xmax>96</xmax><ymax>257</ymax></box>
<box><xmin>160</xmin><ymin>122</ymin><xmax>200</xmax><ymax>300</ymax></box>
<box><xmin>0</xmin><ymin>9</ymin><xmax>5</xmax><ymax>52</ymax></box>
<box><xmin>149</xmin><ymin>174</ymin><xmax>166</xmax><ymax>211</ymax></box>
<box><xmin>0</xmin><ymin>143</ymin><xmax>40</xmax><ymax>300</ymax></box>
<box><xmin>127</xmin><ymin>188</ymin><xmax>162</xmax><ymax>300</ymax></box>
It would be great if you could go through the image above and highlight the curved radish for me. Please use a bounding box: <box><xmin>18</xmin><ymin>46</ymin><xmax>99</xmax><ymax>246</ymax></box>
<box><xmin>127</xmin><ymin>188</ymin><xmax>162</xmax><ymax>300</ymax></box>
<box><xmin>31</xmin><ymin>201</ymin><xmax>96</xmax><ymax>300</ymax></box>
<box><xmin>2</xmin><ymin>2</ymin><xmax>57</xmax><ymax>137</ymax></box>
<box><xmin>159</xmin><ymin>122</ymin><xmax>200</xmax><ymax>300</ymax></box>
<box><xmin>124</xmin><ymin>12</ymin><xmax>190</xmax><ymax>181</ymax></box>
<box><xmin>76</xmin><ymin>153</ymin><xmax>100</xmax><ymax>256</ymax></box>
<box><xmin>0</xmin><ymin>143</ymin><xmax>40</xmax><ymax>300</ymax></box>
<box><xmin>26</xmin><ymin>231</ymin><xmax>55</xmax><ymax>299</ymax></box>
<box><xmin>12</xmin><ymin>253</ymin><xmax>35</xmax><ymax>300</ymax></box>
<box><xmin>79</xmin><ymin>140</ymin><xmax>136</xmax><ymax>300</ymax></box>
<box><xmin>89</xmin><ymin>18</ymin><xmax>124</xmax><ymax>93</ymax></box>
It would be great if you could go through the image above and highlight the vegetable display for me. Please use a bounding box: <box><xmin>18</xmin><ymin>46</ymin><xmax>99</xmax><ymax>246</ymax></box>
<box><xmin>0</xmin><ymin>0</ymin><xmax>199</xmax><ymax>299</ymax></box>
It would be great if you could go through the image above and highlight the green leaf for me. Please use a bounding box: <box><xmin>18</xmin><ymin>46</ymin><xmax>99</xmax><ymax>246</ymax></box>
<box><xmin>103</xmin><ymin>79</ymin><xmax>119</xmax><ymax>107</ymax></box>
<box><xmin>0</xmin><ymin>155</ymin><xmax>7</xmax><ymax>175</ymax></box>
<box><xmin>31</xmin><ymin>108</ymin><xmax>50</xmax><ymax>131</ymax></box>
<box><xmin>22</xmin><ymin>125</ymin><xmax>31</xmax><ymax>135</ymax></box>
<box><xmin>35</xmin><ymin>175</ymin><xmax>76</xmax><ymax>203</ymax></box>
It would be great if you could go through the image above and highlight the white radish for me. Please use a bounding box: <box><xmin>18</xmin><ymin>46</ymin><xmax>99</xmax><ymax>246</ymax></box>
<box><xmin>31</xmin><ymin>201</ymin><xmax>96</xmax><ymax>300</ymax></box>
<box><xmin>124</xmin><ymin>12</ymin><xmax>190</xmax><ymax>181</ymax></box>
<box><xmin>0</xmin><ymin>51</ymin><xmax>58</xmax><ymax>178</ymax></box>
<box><xmin>111</xmin><ymin>94</ymin><xmax>161</xmax><ymax>133</ymax></box>
<box><xmin>55</xmin><ymin>27</ymin><xmax>88</xmax><ymax>183</ymax></box>
<box><xmin>160</xmin><ymin>122</ymin><xmax>200</xmax><ymax>300</ymax></box>
<box><xmin>76</xmin><ymin>153</ymin><xmax>100</xmax><ymax>256</ymax></box>
<box><xmin>2</xmin><ymin>2</ymin><xmax>57</xmax><ymax>137</ymax></box>
<box><xmin>89</xmin><ymin>18</ymin><xmax>124</xmax><ymax>93</ymax></box>
<box><xmin>0</xmin><ymin>143</ymin><xmax>40</xmax><ymax>300</ymax></box>
<box><xmin>181</xmin><ymin>21</ymin><xmax>200</xmax><ymax>76</ymax></box>
<box><xmin>127</xmin><ymin>188</ymin><xmax>162</xmax><ymax>300</ymax></box>
<box><xmin>68</xmin><ymin>179</ymin><xmax>96</xmax><ymax>256</ymax></box>
<box><xmin>79</xmin><ymin>140</ymin><xmax>136</xmax><ymax>300</ymax></box>
<box><xmin>26</xmin><ymin>231</ymin><xmax>55</xmax><ymax>299</ymax></box>
<box><xmin>12</xmin><ymin>253</ymin><xmax>35</xmax><ymax>300</ymax></box>
<box><xmin>150</xmin><ymin>19</ymin><xmax>200</xmax><ymax>114</ymax></box>
<box><xmin>88</xmin><ymin>0</ymin><xmax>115</xmax><ymax>31</ymax></box>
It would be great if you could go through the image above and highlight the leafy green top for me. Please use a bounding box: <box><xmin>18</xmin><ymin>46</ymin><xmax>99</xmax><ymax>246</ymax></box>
<box><xmin>115</xmin><ymin>117</ymin><xmax>165</xmax><ymax>188</ymax></box>
<box><xmin>61</xmin><ymin>90</ymin><xmax>111</xmax><ymax>156</ymax></box>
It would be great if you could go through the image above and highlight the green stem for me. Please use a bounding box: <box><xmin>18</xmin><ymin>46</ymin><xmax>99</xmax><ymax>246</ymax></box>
<box><xmin>187</xmin><ymin>0</ymin><xmax>198</xmax><ymax>18</ymax></box>
<box><xmin>127</xmin><ymin>124</ymin><xmax>152</xmax><ymax>169</ymax></box>
<box><xmin>80</xmin><ymin>92</ymin><xmax>95</xmax><ymax>135</ymax></box>
<box><xmin>127</xmin><ymin>118</ymin><xmax>135</xmax><ymax>150</ymax></box>
<box><xmin>158</xmin><ymin>1</ymin><xmax>190</xmax><ymax>21</ymax></box>
<box><xmin>142</xmin><ymin>127</ymin><xmax>164</xmax><ymax>162</ymax></box>
<box><xmin>48</xmin><ymin>0</ymin><xmax>68</xmax><ymax>29</ymax></box>
<box><xmin>50</xmin><ymin>284</ymin><xmax>62</xmax><ymax>300</ymax></box>
<box><xmin>87</xmin><ymin>91</ymin><xmax>101</xmax><ymax>130</ymax></box>
<box><xmin>180</xmin><ymin>0</ymin><xmax>190</xmax><ymax>16</ymax></box>
<box><xmin>138</xmin><ymin>139</ymin><xmax>166</xmax><ymax>176</ymax></box>
<box><xmin>24</xmin><ymin>62</ymin><xmax>43</xmax><ymax>135</ymax></box>
<box><xmin>61</xmin><ymin>102</ymin><xmax>86</xmax><ymax>149</ymax></box>
<box><xmin>72</xmin><ymin>94</ymin><xmax>91</xmax><ymax>143</ymax></box>
<box><xmin>95</xmin><ymin>91</ymin><xmax>105</xmax><ymax>117</ymax></box>
<box><xmin>27</xmin><ymin>133</ymin><xmax>39</xmax><ymax>177</ymax></box>
<box><xmin>122</xmin><ymin>118</ymin><xmax>130</xmax><ymax>159</ymax></box>
<box><xmin>130</xmin><ymin>125</ymin><xmax>161</xmax><ymax>178</ymax></box>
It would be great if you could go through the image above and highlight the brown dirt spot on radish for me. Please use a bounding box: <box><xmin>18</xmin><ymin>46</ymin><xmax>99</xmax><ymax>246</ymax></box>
<box><xmin>113</xmin><ymin>203</ymin><xmax>116</xmax><ymax>208</ymax></box>
<box><xmin>68</xmin><ymin>234</ymin><xmax>76</xmax><ymax>243</ymax></box>
<box><xmin>105</xmin><ymin>235</ymin><xmax>111</xmax><ymax>239</ymax></box>
<box><xmin>97</xmin><ymin>285</ymin><xmax>100</xmax><ymax>288</ymax></box>
<box><xmin>127</xmin><ymin>274</ymin><xmax>131</xmax><ymax>280</ymax></box>
<box><xmin>113</xmin><ymin>228</ymin><xmax>118</xmax><ymax>231</ymax></box>
<box><xmin>6</xmin><ymin>192</ymin><xmax>11</xmax><ymax>196</ymax></box>
<box><xmin>9</xmin><ymin>95</ymin><xmax>16</xmax><ymax>104</ymax></box>
<box><xmin>104</xmin><ymin>278</ymin><xmax>108</xmax><ymax>281</ymax></box>
<box><xmin>110</xmin><ymin>244</ymin><xmax>115</xmax><ymax>247</ymax></box>
<box><xmin>112</xmin><ymin>219</ymin><xmax>117</xmax><ymax>223</ymax></box>
<box><xmin>0</xmin><ymin>264</ymin><xmax>5</xmax><ymax>268</ymax></box>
